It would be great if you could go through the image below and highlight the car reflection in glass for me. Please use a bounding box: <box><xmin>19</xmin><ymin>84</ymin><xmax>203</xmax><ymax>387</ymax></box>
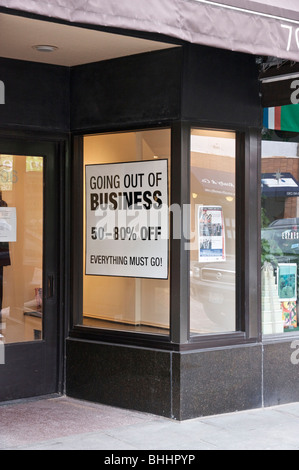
<box><xmin>262</xmin><ymin>218</ymin><xmax>299</xmax><ymax>261</ymax></box>
<box><xmin>190</xmin><ymin>255</ymin><xmax>236</xmax><ymax>333</ymax></box>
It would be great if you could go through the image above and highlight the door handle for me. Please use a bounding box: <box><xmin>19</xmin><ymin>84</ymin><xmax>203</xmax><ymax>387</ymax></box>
<box><xmin>47</xmin><ymin>274</ymin><xmax>55</xmax><ymax>299</ymax></box>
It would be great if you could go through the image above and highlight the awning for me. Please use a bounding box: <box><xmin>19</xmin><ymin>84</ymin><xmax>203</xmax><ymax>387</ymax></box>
<box><xmin>262</xmin><ymin>172</ymin><xmax>299</xmax><ymax>197</ymax></box>
<box><xmin>0</xmin><ymin>0</ymin><xmax>299</xmax><ymax>62</ymax></box>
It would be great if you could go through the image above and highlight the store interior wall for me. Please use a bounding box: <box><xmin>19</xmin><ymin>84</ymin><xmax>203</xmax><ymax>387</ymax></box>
<box><xmin>1</xmin><ymin>155</ymin><xmax>43</xmax><ymax>343</ymax></box>
<box><xmin>83</xmin><ymin>131</ymin><xmax>170</xmax><ymax>330</ymax></box>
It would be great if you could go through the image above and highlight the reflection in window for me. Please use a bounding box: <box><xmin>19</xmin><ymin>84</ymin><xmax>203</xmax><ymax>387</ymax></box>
<box><xmin>261</xmin><ymin>131</ymin><xmax>299</xmax><ymax>334</ymax></box>
<box><xmin>190</xmin><ymin>129</ymin><xmax>236</xmax><ymax>334</ymax></box>
<box><xmin>0</xmin><ymin>155</ymin><xmax>43</xmax><ymax>344</ymax></box>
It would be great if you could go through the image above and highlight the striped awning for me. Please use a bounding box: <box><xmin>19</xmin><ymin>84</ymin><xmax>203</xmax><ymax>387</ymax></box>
<box><xmin>0</xmin><ymin>0</ymin><xmax>299</xmax><ymax>62</ymax></box>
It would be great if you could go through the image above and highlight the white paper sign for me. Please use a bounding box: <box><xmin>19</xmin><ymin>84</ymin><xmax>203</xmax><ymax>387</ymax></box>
<box><xmin>0</xmin><ymin>207</ymin><xmax>17</xmax><ymax>242</ymax></box>
<box><xmin>85</xmin><ymin>160</ymin><xmax>169</xmax><ymax>279</ymax></box>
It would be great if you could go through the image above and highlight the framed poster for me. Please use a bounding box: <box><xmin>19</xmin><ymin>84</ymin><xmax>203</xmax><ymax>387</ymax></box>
<box><xmin>85</xmin><ymin>159</ymin><xmax>169</xmax><ymax>279</ymax></box>
<box><xmin>278</xmin><ymin>263</ymin><xmax>297</xmax><ymax>302</ymax></box>
<box><xmin>198</xmin><ymin>205</ymin><xmax>225</xmax><ymax>262</ymax></box>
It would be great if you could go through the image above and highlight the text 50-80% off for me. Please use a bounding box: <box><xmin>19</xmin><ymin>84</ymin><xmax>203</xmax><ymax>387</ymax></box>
<box><xmin>91</xmin><ymin>226</ymin><xmax>162</xmax><ymax>241</ymax></box>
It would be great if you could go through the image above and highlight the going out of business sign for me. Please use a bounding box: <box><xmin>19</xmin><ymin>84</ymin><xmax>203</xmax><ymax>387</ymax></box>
<box><xmin>85</xmin><ymin>160</ymin><xmax>169</xmax><ymax>279</ymax></box>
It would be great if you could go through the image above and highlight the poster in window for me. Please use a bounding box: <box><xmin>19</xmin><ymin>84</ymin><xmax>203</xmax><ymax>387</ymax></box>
<box><xmin>277</xmin><ymin>263</ymin><xmax>297</xmax><ymax>302</ymax></box>
<box><xmin>281</xmin><ymin>301</ymin><xmax>298</xmax><ymax>330</ymax></box>
<box><xmin>85</xmin><ymin>159</ymin><xmax>169</xmax><ymax>279</ymax></box>
<box><xmin>0</xmin><ymin>207</ymin><xmax>17</xmax><ymax>242</ymax></box>
<box><xmin>198</xmin><ymin>205</ymin><xmax>225</xmax><ymax>262</ymax></box>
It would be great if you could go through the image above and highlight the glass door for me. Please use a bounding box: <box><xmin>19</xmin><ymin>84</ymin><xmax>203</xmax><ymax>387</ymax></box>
<box><xmin>0</xmin><ymin>138</ymin><xmax>61</xmax><ymax>401</ymax></box>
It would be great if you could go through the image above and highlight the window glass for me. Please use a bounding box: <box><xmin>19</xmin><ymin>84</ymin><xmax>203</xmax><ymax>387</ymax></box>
<box><xmin>0</xmin><ymin>155</ymin><xmax>43</xmax><ymax>344</ymax></box>
<box><xmin>189</xmin><ymin>129</ymin><xmax>236</xmax><ymax>334</ymax></box>
<box><xmin>261</xmin><ymin>130</ymin><xmax>299</xmax><ymax>334</ymax></box>
<box><xmin>82</xmin><ymin>129</ymin><xmax>170</xmax><ymax>335</ymax></box>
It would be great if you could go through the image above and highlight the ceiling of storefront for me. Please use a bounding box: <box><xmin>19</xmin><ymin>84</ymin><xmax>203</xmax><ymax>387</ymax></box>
<box><xmin>0</xmin><ymin>13</ymin><xmax>176</xmax><ymax>67</ymax></box>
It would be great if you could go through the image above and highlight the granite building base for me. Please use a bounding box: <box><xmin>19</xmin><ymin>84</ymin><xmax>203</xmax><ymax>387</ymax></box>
<box><xmin>66</xmin><ymin>339</ymin><xmax>299</xmax><ymax>420</ymax></box>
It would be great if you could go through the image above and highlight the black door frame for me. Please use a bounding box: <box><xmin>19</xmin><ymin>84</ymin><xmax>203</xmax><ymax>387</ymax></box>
<box><xmin>0</xmin><ymin>130</ymin><xmax>68</xmax><ymax>401</ymax></box>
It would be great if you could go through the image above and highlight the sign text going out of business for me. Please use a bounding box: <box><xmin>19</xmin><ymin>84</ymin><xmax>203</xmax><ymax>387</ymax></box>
<box><xmin>85</xmin><ymin>160</ymin><xmax>169</xmax><ymax>279</ymax></box>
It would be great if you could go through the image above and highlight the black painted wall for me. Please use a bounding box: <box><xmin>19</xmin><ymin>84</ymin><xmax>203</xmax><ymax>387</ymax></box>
<box><xmin>182</xmin><ymin>45</ymin><xmax>262</xmax><ymax>127</ymax></box>
<box><xmin>0</xmin><ymin>44</ymin><xmax>261</xmax><ymax>133</ymax></box>
<box><xmin>0</xmin><ymin>57</ymin><xmax>70</xmax><ymax>132</ymax></box>
<box><xmin>70</xmin><ymin>47</ymin><xmax>183</xmax><ymax>132</ymax></box>
<box><xmin>70</xmin><ymin>45</ymin><xmax>262</xmax><ymax>131</ymax></box>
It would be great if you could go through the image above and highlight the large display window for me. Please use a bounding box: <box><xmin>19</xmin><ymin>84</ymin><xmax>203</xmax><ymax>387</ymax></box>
<box><xmin>82</xmin><ymin>129</ymin><xmax>171</xmax><ymax>335</ymax></box>
<box><xmin>189</xmin><ymin>129</ymin><xmax>236</xmax><ymax>334</ymax></box>
<box><xmin>73</xmin><ymin>125</ymin><xmax>252</xmax><ymax>344</ymax></box>
<box><xmin>261</xmin><ymin>128</ymin><xmax>299</xmax><ymax>334</ymax></box>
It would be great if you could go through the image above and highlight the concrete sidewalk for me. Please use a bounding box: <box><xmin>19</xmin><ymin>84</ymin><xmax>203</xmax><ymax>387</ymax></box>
<box><xmin>0</xmin><ymin>396</ymin><xmax>299</xmax><ymax>450</ymax></box>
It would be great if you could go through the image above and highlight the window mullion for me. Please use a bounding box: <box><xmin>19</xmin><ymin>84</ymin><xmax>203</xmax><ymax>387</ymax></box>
<box><xmin>170</xmin><ymin>122</ymin><xmax>190</xmax><ymax>344</ymax></box>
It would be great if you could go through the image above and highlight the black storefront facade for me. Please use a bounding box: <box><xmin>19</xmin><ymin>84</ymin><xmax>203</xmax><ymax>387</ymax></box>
<box><xmin>0</xmin><ymin>1</ymin><xmax>298</xmax><ymax>420</ymax></box>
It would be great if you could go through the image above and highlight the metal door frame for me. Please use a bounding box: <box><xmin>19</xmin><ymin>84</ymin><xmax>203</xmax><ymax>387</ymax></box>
<box><xmin>0</xmin><ymin>132</ymin><xmax>68</xmax><ymax>401</ymax></box>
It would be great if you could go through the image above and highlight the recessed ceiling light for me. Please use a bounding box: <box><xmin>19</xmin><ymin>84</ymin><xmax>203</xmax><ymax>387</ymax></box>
<box><xmin>33</xmin><ymin>45</ymin><xmax>59</xmax><ymax>53</ymax></box>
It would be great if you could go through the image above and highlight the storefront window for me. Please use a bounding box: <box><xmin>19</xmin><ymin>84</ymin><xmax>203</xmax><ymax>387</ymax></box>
<box><xmin>0</xmin><ymin>155</ymin><xmax>43</xmax><ymax>343</ymax></box>
<box><xmin>261</xmin><ymin>129</ymin><xmax>299</xmax><ymax>334</ymax></box>
<box><xmin>189</xmin><ymin>129</ymin><xmax>236</xmax><ymax>334</ymax></box>
<box><xmin>82</xmin><ymin>129</ymin><xmax>170</xmax><ymax>335</ymax></box>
